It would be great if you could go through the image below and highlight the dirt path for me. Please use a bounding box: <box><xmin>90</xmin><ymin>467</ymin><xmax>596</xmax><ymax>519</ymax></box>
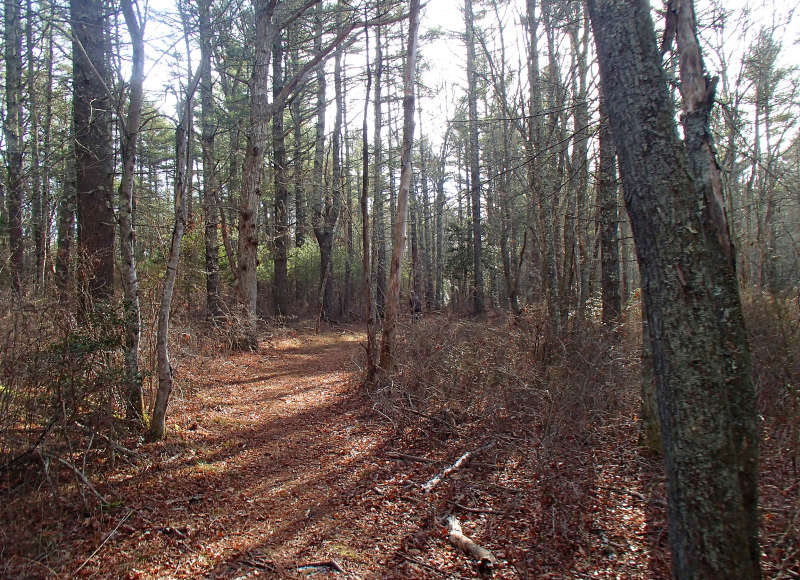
<box><xmin>91</xmin><ymin>327</ymin><xmax>395</xmax><ymax>578</ymax></box>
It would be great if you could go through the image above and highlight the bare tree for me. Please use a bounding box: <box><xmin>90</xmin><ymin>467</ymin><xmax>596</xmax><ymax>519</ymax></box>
<box><xmin>149</xmin><ymin>69</ymin><xmax>202</xmax><ymax>441</ymax></box>
<box><xmin>118</xmin><ymin>0</ymin><xmax>146</xmax><ymax>424</ymax></box>
<box><xmin>464</xmin><ymin>0</ymin><xmax>483</xmax><ymax>313</ymax></box>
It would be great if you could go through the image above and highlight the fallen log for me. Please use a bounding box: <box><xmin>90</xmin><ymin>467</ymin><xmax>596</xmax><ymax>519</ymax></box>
<box><xmin>446</xmin><ymin>515</ymin><xmax>497</xmax><ymax>575</ymax></box>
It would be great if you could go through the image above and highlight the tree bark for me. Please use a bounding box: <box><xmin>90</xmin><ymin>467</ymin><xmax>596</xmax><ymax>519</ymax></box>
<box><xmin>587</xmin><ymin>1</ymin><xmax>759</xmax><ymax>577</ymax></box>
<box><xmin>272</xmin><ymin>21</ymin><xmax>290</xmax><ymax>316</ymax></box>
<box><xmin>200</xmin><ymin>0</ymin><xmax>222</xmax><ymax>320</ymax></box>
<box><xmin>118</xmin><ymin>0</ymin><xmax>146</xmax><ymax>424</ymax></box>
<box><xmin>361</xmin><ymin>14</ymin><xmax>377</xmax><ymax>381</ymax></box>
<box><xmin>71</xmin><ymin>0</ymin><xmax>115</xmax><ymax>302</ymax></box>
<box><xmin>373</xmin><ymin>21</ymin><xmax>387</xmax><ymax>318</ymax></box>
<box><xmin>238</xmin><ymin>0</ymin><xmax>277</xmax><ymax>344</ymax></box>
<box><xmin>663</xmin><ymin>0</ymin><xmax>733</xmax><ymax>265</ymax></box>
<box><xmin>291</xmin><ymin>33</ymin><xmax>306</xmax><ymax>252</ymax></box>
<box><xmin>597</xmin><ymin>89</ymin><xmax>621</xmax><ymax>324</ymax></box>
<box><xmin>56</xmin><ymin>153</ymin><xmax>77</xmax><ymax>294</ymax></box>
<box><xmin>379</xmin><ymin>0</ymin><xmax>420</xmax><ymax>374</ymax></box>
<box><xmin>26</xmin><ymin>0</ymin><xmax>45</xmax><ymax>289</ymax></box>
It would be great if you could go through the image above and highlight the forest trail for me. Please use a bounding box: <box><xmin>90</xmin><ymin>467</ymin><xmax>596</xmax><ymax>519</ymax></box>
<box><xmin>87</xmin><ymin>325</ymin><xmax>412</xmax><ymax>578</ymax></box>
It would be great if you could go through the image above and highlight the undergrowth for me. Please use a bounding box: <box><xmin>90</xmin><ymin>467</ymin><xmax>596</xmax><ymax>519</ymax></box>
<box><xmin>373</xmin><ymin>307</ymin><xmax>639</xmax><ymax>448</ymax></box>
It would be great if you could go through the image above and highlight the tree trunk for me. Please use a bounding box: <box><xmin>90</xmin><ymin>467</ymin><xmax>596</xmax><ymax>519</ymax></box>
<box><xmin>435</xmin><ymin>139</ymin><xmax>447</xmax><ymax>310</ymax></box>
<box><xmin>379</xmin><ymin>0</ymin><xmax>420</xmax><ymax>374</ymax></box>
<box><xmin>291</xmin><ymin>32</ymin><xmax>306</xmax><ymax>252</ymax></box>
<box><xmin>373</xmin><ymin>22</ymin><xmax>387</xmax><ymax>318</ymax></box>
<box><xmin>272</xmin><ymin>22</ymin><xmax>290</xmax><ymax>316</ymax></box>
<box><xmin>343</xmin><ymin>98</ymin><xmax>353</xmax><ymax>319</ymax></box>
<box><xmin>311</xmin><ymin>3</ymin><xmax>328</xmax><ymax>317</ymax></box>
<box><xmin>569</xmin><ymin>7</ymin><xmax>590</xmax><ymax>320</ymax></box>
<box><xmin>310</xmin><ymin>2</ymin><xmax>347</xmax><ymax>322</ymax></box>
<box><xmin>664</xmin><ymin>0</ymin><xmax>734</xmax><ymax>265</ymax></box>
<box><xmin>118</xmin><ymin>0</ymin><xmax>146</xmax><ymax>424</ymax></box>
<box><xmin>361</xmin><ymin>16</ymin><xmax>377</xmax><ymax>381</ymax></box>
<box><xmin>597</xmin><ymin>90</ymin><xmax>621</xmax><ymax>324</ymax></box>
<box><xmin>587</xmin><ymin>1</ymin><xmax>759</xmax><ymax>577</ymax></box>
<box><xmin>418</xmin><ymin>130</ymin><xmax>434</xmax><ymax>310</ymax></box>
<box><xmin>149</xmin><ymin>72</ymin><xmax>200</xmax><ymax>441</ymax></box>
<box><xmin>410</xmin><ymin>193</ymin><xmax>420</xmax><ymax>296</ymax></box>
<box><xmin>41</xmin><ymin>0</ymin><xmax>55</xmax><ymax>288</ymax></box>
<box><xmin>71</xmin><ymin>0</ymin><xmax>115</xmax><ymax>301</ymax></box>
<box><xmin>200</xmin><ymin>0</ymin><xmax>222</xmax><ymax>320</ymax></box>
<box><xmin>4</xmin><ymin>0</ymin><xmax>24</xmax><ymax>293</ymax></box>
<box><xmin>238</xmin><ymin>0</ymin><xmax>276</xmax><ymax>344</ymax></box>
<box><xmin>26</xmin><ymin>0</ymin><xmax>45</xmax><ymax>289</ymax></box>
<box><xmin>465</xmin><ymin>0</ymin><xmax>484</xmax><ymax>314</ymax></box>
<box><xmin>56</xmin><ymin>153</ymin><xmax>77</xmax><ymax>294</ymax></box>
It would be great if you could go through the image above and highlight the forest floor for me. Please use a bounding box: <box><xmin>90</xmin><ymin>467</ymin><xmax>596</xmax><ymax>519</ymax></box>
<box><xmin>3</xmin><ymin>321</ymin><xmax>795</xmax><ymax>578</ymax></box>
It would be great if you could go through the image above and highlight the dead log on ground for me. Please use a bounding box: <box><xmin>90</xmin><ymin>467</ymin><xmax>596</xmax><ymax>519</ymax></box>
<box><xmin>445</xmin><ymin>515</ymin><xmax>497</xmax><ymax>575</ymax></box>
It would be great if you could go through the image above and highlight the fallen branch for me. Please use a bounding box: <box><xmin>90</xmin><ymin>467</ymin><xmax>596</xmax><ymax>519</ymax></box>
<box><xmin>445</xmin><ymin>515</ymin><xmax>497</xmax><ymax>575</ymax></box>
<box><xmin>422</xmin><ymin>441</ymin><xmax>494</xmax><ymax>493</ymax></box>
<box><xmin>40</xmin><ymin>450</ymin><xmax>108</xmax><ymax>504</ymax></box>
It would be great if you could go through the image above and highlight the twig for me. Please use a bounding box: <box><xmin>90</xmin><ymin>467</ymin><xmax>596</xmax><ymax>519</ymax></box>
<box><xmin>386</xmin><ymin>451</ymin><xmax>439</xmax><ymax>464</ymax></box>
<box><xmin>75</xmin><ymin>422</ymin><xmax>139</xmax><ymax>457</ymax></box>
<box><xmin>49</xmin><ymin>453</ymin><xmax>108</xmax><ymax>504</ymax></box>
<box><xmin>72</xmin><ymin>509</ymin><xmax>134</xmax><ymax>575</ymax></box>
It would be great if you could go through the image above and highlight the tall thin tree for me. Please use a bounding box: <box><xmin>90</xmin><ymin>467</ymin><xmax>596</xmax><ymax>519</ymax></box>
<box><xmin>118</xmin><ymin>0</ymin><xmax>146</xmax><ymax>423</ymax></box>
<box><xmin>4</xmin><ymin>0</ymin><xmax>24</xmax><ymax>293</ymax></box>
<box><xmin>379</xmin><ymin>0</ymin><xmax>420</xmax><ymax>373</ymax></box>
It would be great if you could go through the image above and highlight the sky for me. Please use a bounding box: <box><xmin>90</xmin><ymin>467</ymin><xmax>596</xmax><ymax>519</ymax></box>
<box><xmin>138</xmin><ymin>0</ymin><xmax>799</xmax><ymax>157</ymax></box>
